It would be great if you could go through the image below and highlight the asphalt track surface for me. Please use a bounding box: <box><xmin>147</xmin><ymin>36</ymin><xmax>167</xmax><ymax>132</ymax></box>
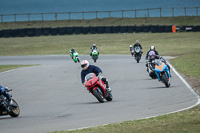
<box><xmin>0</xmin><ymin>55</ymin><xmax>199</xmax><ymax>133</ymax></box>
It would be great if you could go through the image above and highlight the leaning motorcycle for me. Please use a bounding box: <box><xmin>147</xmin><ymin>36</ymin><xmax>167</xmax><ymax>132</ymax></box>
<box><xmin>134</xmin><ymin>46</ymin><xmax>142</xmax><ymax>63</ymax></box>
<box><xmin>0</xmin><ymin>88</ymin><xmax>20</xmax><ymax>117</ymax></box>
<box><xmin>71</xmin><ymin>51</ymin><xmax>80</xmax><ymax>63</ymax></box>
<box><xmin>152</xmin><ymin>59</ymin><xmax>171</xmax><ymax>87</ymax></box>
<box><xmin>91</xmin><ymin>49</ymin><xmax>99</xmax><ymax>63</ymax></box>
<box><xmin>84</xmin><ymin>73</ymin><xmax>113</xmax><ymax>103</ymax></box>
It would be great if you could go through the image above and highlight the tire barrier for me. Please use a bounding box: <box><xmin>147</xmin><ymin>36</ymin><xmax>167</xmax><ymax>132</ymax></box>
<box><xmin>42</xmin><ymin>28</ymin><xmax>51</xmax><ymax>36</ymax></box>
<box><xmin>3</xmin><ymin>29</ymin><xmax>11</xmax><ymax>38</ymax></box>
<box><xmin>10</xmin><ymin>29</ymin><xmax>18</xmax><ymax>37</ymax></box>
<box><xmin>74</xmin><ymin>27</ymin><xmax>82</xmax><ymax>34</ymax></box>
<box><xmin>66</xmin><ymin>27</ymin><xmax>74</xmax><ymax>34</ymax></box>
<box><xmin>127</xmin><ymin>26</ymin><xmax>135</xmax><ymax>33</ymax></box>
<box><xmin>143</xmin><ymin>25</ymin><xmax>151</xmax><ymax>32</ymax></box>
<box><xmin>35</xmin><ymin>28</ymin><xmax>42</xmax><ymax>36</ymax></box>
<box><xmin>0</xmin><ymin>25</ymin><xmax>199</xmax><ymax>38</ymax></box>
<box><xmin>120</xmin><ymin>26</ymin><xmax>128</xmax><ymax>33</ymax></box>
<box><xmin>90</xmin><ymin>27</ymin><xmax>97</xmax><ymax>34</ymax></box>
<box><xmin>135</xmin><ymin>26</ymin><xmax>143</xmax><ymax>33</ymax></box>
<box><xmin>58</xmin><ymin>27</ymin><xmax>66</xmax><ymax>35</ymax></box>
<box><xmin>50</xmin><ymin>28</ymin><xmax>58</xmax><ymax>35</ymax></box>
<box><xmin>97</xmin><ymin>26</ymin><xmax>105</xmax><ymax>34</ymax></box>
<box><xmin>105</xmin><ymin>26</ymin><xmax>112</xmax><ymax>33</ymax></box>
<box><xmin>82</xmin><ymin>27</ymin><xmax>90</xmax><ymax>34</ymax></box>
<box><xmin>112</xmin><ymin>26</ymin><xmax>120</xmax><ymax>33</ymax></box>
<box><xmin>18</xmin><ymin>29</ymin><xmax>26</xmax><ymax>37</ymax></box>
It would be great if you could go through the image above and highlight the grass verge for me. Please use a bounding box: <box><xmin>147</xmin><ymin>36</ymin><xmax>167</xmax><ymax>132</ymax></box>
<box><xmin>0</xmin><ymin>65</ymin><xmax>35</xmax><ymax>72</ymax></box>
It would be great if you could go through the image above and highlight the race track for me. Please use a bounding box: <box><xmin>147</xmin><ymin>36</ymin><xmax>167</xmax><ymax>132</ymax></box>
<box><xmin>0</xmin><ymin>55</ymin><xmax>199</xmax><ymax>133</ymax></box>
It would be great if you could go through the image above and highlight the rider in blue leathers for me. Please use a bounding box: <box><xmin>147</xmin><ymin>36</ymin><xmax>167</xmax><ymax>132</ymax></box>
<box><xmin>0</xmin><ymin>85</ymin><xmax>11</xmax><ymax>101</ymax></box>
<box><xmin>81</xmin><ymin>60</ymin><xmax>111</xmax><ymax>92</ymax></box>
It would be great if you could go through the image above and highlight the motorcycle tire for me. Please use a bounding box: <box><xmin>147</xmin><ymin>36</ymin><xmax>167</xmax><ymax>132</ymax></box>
<box><xmin>161</xmin><ymin>73</ymin><xmax>170</xmax><ymax>88</ymax></box>
<box><xmin>77</xmin><ymin>58</ymin><xmax>80</xmax><ymax>63</ymax></box>
<box><xmin>106</xmin><ymin>92</ymin><xmax>113</xmax><ymax>101</ymax></box>
<box><xmin>93</xmin><ymin>89</ymin><xmax>104</xmax><ymax>103</ymax></box>
<box><xmin>9</xmin><ymin>99</ymin><xmax>20</xmax><ymax>117</ymax></box>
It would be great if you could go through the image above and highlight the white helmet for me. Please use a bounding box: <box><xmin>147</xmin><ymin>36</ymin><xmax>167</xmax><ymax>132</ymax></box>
<box><xmin>81</xmin><ymin>60</ymin><xmax>89</xmax><ymax>70</ymax></box>
<box><xmin>93</xmin><ymin>44</ymin><xmax>96</xmax><ymax>47</ymax></box>
<box><xmin>150</xmin><ymin>46</ymin><xmax>155</xmax><ymax>51</ymax></box>
<box><xmin>136</xmin><ymin>40</ymin><xmax>139</xmax><ymax>44</ymax></box>
<box><xmin>129</xmin><ymin>45</ymin><xmax>133</xmax><ymax>48</ymax></box>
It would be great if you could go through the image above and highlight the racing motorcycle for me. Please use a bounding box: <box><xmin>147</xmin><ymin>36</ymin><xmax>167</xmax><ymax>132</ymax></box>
<box><xmin>151</xmin><ymin>59</ymin><xmax>171</xmax><ymax>87</ymax></box>
<box><xmin>0</xmin><ymin>87</ymin><xmax>20</xmax><ymax>117</ymax></box>
<box><xmin>91</xmin><ymin>49</ymin><xmax>99</xmax><ymax>63</ymax></box>
<box><xmin>84</xmin><ymin>73</ymin><xmax>113</xmax><ymax>103</ymax></box>
<box><xmin>71</xmin><ymin>51</ymin><xmax>80</xmax><ymax>63</ymax></box>
<box><xmin>133</xmin><ymin>46</ymin><xmax>142</xmax><ymax>63</ymax></box>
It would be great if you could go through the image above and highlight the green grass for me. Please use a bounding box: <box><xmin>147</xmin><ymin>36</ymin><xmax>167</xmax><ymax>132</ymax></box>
<box><xmin>0</xmin><ymin>32</ymin><xmax>200</xmax><ymax>56</ymax></box>
<box><xmin>0</xmin><ymin>16</ymin><xmax>200</xmax><ymax>30</ymax></box>
<box><xmin>0</xmin><ymin>65</ymin><xmax>34</xmax><ymax>72</ymax></box>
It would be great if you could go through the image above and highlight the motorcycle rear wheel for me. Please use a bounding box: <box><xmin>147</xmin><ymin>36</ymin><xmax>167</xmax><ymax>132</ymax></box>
<box><xmin>93</xmin><ymin>89</ymin><xmax>104</xmax><ymax>103</ymax></box>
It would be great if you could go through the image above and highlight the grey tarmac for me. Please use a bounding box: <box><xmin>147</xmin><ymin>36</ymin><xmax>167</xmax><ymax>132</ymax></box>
<box><xmin>0</xmin><ymin>55</ymin><xmax>199</xmax><ymax>133</ymax></box>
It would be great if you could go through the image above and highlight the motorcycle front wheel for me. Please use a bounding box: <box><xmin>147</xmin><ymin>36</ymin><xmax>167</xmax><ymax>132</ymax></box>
<box><xmin>9</xmin><ymin>99</ymin><xmax>20</xmax><ymax>117</ymax></box>
<box><xmin>93</xmin><ymin>89</ymin><xmax>104</xmax><ymax>103</ymax></box>
<box><xmin>161</xmin><ymin>73</ymin><xmax>170</xmax><ymax>88</ymax></box>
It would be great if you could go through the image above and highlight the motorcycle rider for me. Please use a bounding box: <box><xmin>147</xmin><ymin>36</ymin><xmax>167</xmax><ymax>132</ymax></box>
<box><xmin>90</xmin><ymin>44</ymin><xmax>99</xmax><ymax>56</ymax></box>
<box><xmin>80</xmin><ymin>60</ymin><xmax>111</xmax><ymax>92</ymax></box>
<box><xmin>0</xmin><ymin>85</ymin><xmax>12</xmax><ymax>104</ymax></box>
<box><xmin>129</xmin><ymin>45</ymin><xmax>134</xmax><ymax>56</ymax></box>
<box><xmin>70</xmin><ymin>48</ymin><xmax>76</xmax><ymax>59</ymax></box>
<box><xmin>145</xmin><ymin>46</ymin><xmax>159</xmax><ymax>60</ymax></box>
<box><xmin>133</xmin><ymin>40</ymin><xmax>143</xmax><ymax>53</ymax></box>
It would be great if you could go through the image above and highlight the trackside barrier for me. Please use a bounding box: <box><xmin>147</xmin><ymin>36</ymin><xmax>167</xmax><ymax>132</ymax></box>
<box><xmin>0</xmin><ymin>25</ymin><xmax>199</xmax><ymax>38</ymax></box>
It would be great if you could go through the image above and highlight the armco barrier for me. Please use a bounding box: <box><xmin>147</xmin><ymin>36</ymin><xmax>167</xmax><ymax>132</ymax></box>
<box><xmin>0</xmin><ymin>25</ymin><xmax>199</xmax><ymax>38</ymax></box>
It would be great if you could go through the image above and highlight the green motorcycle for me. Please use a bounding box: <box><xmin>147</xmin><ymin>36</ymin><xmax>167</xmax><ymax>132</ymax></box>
<box><xmin>91</xmin><ymin>49</ymin><xmax>99</xmax><ymax>62</ymax></box>
<box><xmin>71</xmin><ymin>51</ymin><xmax>80</xmax><ymax>63</ymax></box>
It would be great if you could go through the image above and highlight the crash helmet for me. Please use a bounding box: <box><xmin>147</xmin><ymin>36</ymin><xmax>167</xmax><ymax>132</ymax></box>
<box><xmin>93</xmin><ymin>44</ymin><xmax>96</xmax><ymax>47</ymax></box>
<box><xmin>135</xmin><ymin>40</ymin><xmax>139</xmax><ymax>44</ymax></box>
<box><xmin>148</xmin><ymin>51</ymin><xmax>156</xmax><ymax>60</ymax></box>
<box><xmin>129</xmin><ymin>45</ymin><xmax>133</xmax><ymax>48</ymax></box>
<box><xmin>71</xmin><ymin>48</ymin><xmax>75</xmax><ymax>52</ymax></box>
<box><xmin>81</xmin><ymin>60</ymin><xmax>89</xmax><ymax>70</ymax></box>
<box><xmin>150</xmin><ymin>46</ymin><xmax>155</xmax><ymax>51</ymax></box>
